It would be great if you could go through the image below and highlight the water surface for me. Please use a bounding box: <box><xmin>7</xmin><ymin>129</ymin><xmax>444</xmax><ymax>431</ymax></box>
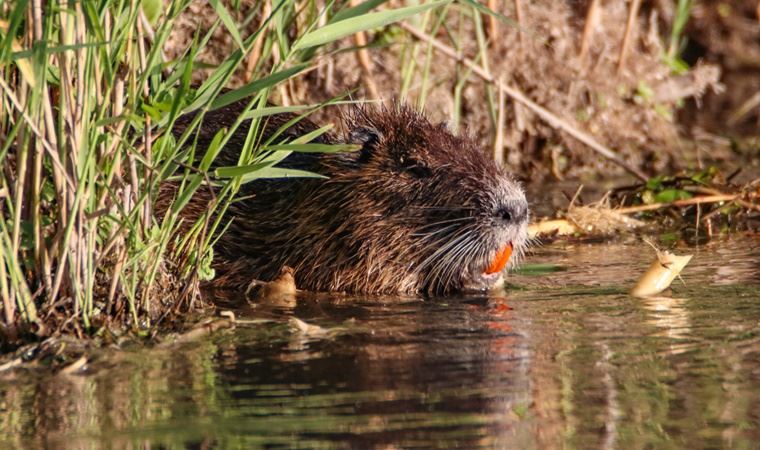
<box><xmin>1</xmin><ymin>236</ymin><xmax>759</xmax><ymax>449</ymax></box>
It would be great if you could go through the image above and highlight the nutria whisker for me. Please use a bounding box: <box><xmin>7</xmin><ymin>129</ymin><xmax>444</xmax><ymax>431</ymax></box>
<box><xmin>416</xmin><ymin>236</ymin><xmax>475</xmax><ymax>284</ymax></box>
<box><xmin>412</xmin><ymin>217</ymin><xmax>476</xmax><ymax>236</ymax></box>
<box><xmin>448</xmin><ymin>236</ymin><xmax>484</xmax><ymax>289</ymax></box>
<box><xmin>412</xmin><ymin>224</ymin><xmax>462</xmax><ymax>241</ymax></box>
<box><xmin>407</xmin><ymin>205</ymin><xmax>477</xmax><ymax>212</ymax></box>
<box><xmin>416</xmin><ymin>225</ymin><xmax>479</xmax><ymax>280</ymax></box>
<box><xmin>423</xmin><ymin>230</ymin><xmax>479</xmax><ymax>291</ymax></box>
<box><xmin>436</xmin><ymin>233</ymin><xmax>480</xmax><ymax>290</ymax></box>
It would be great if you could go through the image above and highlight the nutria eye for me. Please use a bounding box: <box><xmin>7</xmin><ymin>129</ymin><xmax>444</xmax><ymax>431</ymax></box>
<box><xmin>496</xmin><ymin>207</ymin><xmax>512</xmax><ymax>222</ymax></box>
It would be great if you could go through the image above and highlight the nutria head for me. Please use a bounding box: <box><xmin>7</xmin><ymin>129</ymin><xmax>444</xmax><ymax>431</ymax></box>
<box><xmin>183</xmin><ymin>102</ymin><xmax>529</xmax><ymax>295</ymax></box>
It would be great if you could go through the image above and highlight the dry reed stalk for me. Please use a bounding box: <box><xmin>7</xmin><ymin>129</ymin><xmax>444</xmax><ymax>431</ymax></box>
<box><xmin>137</xmin><ymin>15</ymin><xmax>153</xmax><ymax>233</ymax></box>
<box><xmin>246</xmin><ymin>1</ymin><xmax>272</xmax><ymax>82</ymax></box>
<box><xmin>1</xmin><ymin>249</ymin><xmax>14</xmax><ymax>325</ymax></box>
<box><xmin>493</xmin><ymin>80</ymin><xmax>505</xmax><ymax>164</ymax></box>
<box><xmin>727</xmin><ymin>91</ymin><xmax>760</xmax><ymax>126</ymax></box>
<box><xmin>618</xmin><ymin>0</ymin><xmax>642</xmax><ymax>74</ymax></box>
<box><xmin>487</xmin><ymin>0</ymin><xmax>498</xmax><ymax>41</ymax></box>
<box><xmin>30</xmin><ymin>0</ymin><xmax>44</xmax><ymax>279</ymax></box>
<box><xmin>0</xmin><ymin>79</ymin><xmax>71</xmax><ymax>188</ymax></box>
<box><xmin>351</xmin><ymin>0</ymin><xmax>380</xmax><ymax>100</ymax></box>
<box><xmin>513</xmin><ymin>0</ymin><xmax>524</xmax><ymax>47</ymax></box>
<box><xmin>579</xmin><ymin>0</ymin><xmax>601</xmax><ymax>61</ymax></box>
<box><xmin>400</xmin><ymin>22</ymin><xmax>649</xmax><ymax>181</ymax></box>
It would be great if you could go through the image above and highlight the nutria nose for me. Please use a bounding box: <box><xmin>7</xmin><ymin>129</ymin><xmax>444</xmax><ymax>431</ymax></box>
<box><xmin>495</xmin><ymin>201</ymin><xmax>527</xmax><ymax>224</ymax></box>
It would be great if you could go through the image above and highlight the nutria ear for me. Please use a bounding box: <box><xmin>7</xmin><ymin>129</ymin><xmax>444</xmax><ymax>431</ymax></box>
<box><xmin>348</xmin><ymin>127</ymin><xmax>381</xmax><ymax>162</ymax></box>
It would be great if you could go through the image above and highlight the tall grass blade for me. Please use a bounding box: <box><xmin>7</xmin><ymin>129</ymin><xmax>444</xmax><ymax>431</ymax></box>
<box><xmin>208</xmin><ymin>0</ymin><xmax>245</xmax><ymax>51</ymax></box>
<box><xmin>211</xmin><ymin>64</ymin><xmax>310</xmax><ymax>110</ymax></box>
<box><xmin>294</xmin><ymin>0</ymin><xmax>451</xmax><ymax>50</ymax></box>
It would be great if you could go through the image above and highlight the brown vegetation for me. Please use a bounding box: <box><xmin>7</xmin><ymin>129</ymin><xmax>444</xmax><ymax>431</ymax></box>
<box><xmin>165</xmin><ymin>0</ymin><xmax>757</xmax><ymax>182</ymax></box>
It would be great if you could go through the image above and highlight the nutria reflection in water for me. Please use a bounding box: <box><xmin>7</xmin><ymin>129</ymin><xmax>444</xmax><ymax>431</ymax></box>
<box><xmin>170</xmin><ymin>101</ymin><xmax>529</xmax><ymax>295</ymax></box>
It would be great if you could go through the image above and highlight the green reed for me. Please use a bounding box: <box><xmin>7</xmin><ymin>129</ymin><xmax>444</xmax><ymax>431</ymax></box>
<box><xmin>0</xmin><ymin>0</ymin><xmax>450</xmax><ymax>342</ymax></box>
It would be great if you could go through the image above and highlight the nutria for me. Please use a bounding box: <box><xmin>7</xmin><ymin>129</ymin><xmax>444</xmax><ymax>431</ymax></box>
<box><xmin>169</xmin><ymin>99</ymin><xmax>529</xmax><ymax>295</ymax></box>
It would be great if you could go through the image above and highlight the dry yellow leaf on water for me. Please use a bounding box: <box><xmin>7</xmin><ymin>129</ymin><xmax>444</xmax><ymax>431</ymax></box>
<box><xmin>631</xmin><ymin>250</ymin><xmax>693</xmax><ymax>298</ymax></box>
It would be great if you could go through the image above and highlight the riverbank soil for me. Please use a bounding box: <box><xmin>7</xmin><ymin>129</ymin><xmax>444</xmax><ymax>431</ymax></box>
<box><xmin>166</xmin><ymin>0</ymin><xmax>758</xmax><ymax>181</ymax></box>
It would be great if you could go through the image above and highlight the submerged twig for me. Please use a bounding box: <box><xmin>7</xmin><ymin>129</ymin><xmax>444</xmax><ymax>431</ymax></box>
<box><xmin>400</xmin><ymin>23</ymin><xmax>649</xmax><ymax>181</ymax></box>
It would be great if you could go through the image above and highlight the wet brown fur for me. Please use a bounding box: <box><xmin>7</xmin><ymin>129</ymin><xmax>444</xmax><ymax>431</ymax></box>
<box><xmin>164</xmin><ymin>100</ymin><xmax>529</xmax><ymax>295</ymax></box>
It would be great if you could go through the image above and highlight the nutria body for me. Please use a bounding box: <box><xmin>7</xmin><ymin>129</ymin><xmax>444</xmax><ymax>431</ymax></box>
<box><xmin>171</xmin><ymin>100</ymin><xmax>529</xmax><ymax>295</ymax></box>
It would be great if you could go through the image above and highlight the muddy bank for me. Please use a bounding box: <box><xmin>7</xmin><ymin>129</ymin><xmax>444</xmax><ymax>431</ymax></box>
<box><xmin>166</xmin><ymin>0</ymin><xmax>758</xmax><ymax>181</ymax></box>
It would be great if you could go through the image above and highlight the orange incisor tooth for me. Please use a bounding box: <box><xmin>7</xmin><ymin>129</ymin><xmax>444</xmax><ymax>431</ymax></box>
<box><xmin>485</xmin><ymin>243</ymin><xmax>513</xmax><ymax>275</ymax></box>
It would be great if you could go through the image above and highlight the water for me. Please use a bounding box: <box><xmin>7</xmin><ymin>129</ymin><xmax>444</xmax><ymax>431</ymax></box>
<box><xmin>1</xmin><ymin>237</ymin><xmax>759</xmax><ymax>449</ymax></box>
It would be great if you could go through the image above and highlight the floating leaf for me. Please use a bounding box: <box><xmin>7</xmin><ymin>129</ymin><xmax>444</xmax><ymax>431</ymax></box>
<box><xmin>631</xmin><ymin>250</ymin><xmax>692</xmax><ymax>298</ymax></box>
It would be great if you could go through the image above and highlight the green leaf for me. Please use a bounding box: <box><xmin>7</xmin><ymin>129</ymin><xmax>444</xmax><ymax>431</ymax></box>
<box><xmin>259</xmin><ymin>150</ymin><xmax>292</xmax><ymax>166</ymax></box>
<box><xmin>691</xmin><ymin>166</ymin><xmax>718</xmax><ymax>184</ymax></box>
<box><xmin>210</xmin><ymin>64</ymin><xmax>309</xmax><ymax>110</ymax></box>
<box><xmin>653</xmin><ymin>103</ymin><xmax>673</xmax><ymax>121</ymax></box>
<box><xmin>330</xmin><ymin>0</ymin><xmax>388</xmax><ymax>24</ymax></box>
<box><xmin>654</xmin><ymin>188</ymin><xmax>692</xmax><ymax>203</ymax></box>
<box><xmin>263</xmin><ymin>143</ymin><xmax>361</xmax><ymax>153</ymax></box>
<box><xmin>290</xmin><ymin>124</ymin><xmax>334</xmax><ymax>144</ymax></box>
<box><xmin>198</xmin><ymin>247</ymin><xmax>215</xmax><ymax>281</ymax></box>
<box><xmin>240</xmin><ymin>105</ymin><xmax>313</xmax><ymax>121</ymax></box>
<box><xmin>238</xmin><ymin>167</ymin><xmax>327</xmax><ymax>183</ymax></box>
<box><xmin>663</xmin><ymin>55</ymin><xmax>690</xmax><ymax>75</ymax></box>
<box><xmin>141</xmin><ymin>0</ymin><xmax>163</xmax><ymax>25</ymax></box>
<box><xmin>214</xmin><ymin>161</ymin><xmax>273</xmax><ymax>178</ymax></box>
<box><xmin>94</xmin><ymin>115</ymin><xmax>128</xmax><ymax>127</ymax></box>
<box><xmin>294</xmin><ymin>0</ymin><xmax>451</xmax><ymax>50</ymax></box>
<box><xmin>11</xmin><ymin>41</ymin><xmax>109</xmax><ymax>59</ymax></box>
<box><xmin>208</xmin><ymin>0</ymin><xmax>245</xmax><ymax>51</ymax></box>
<box><xmin>646</xmin><ymin>176</ymin><xmax>664</xmax><ymax>191</ymax></box>
<box><xmin>181</xmin><ymin>3</ymin><xmax>288</xmax><ymax>117</ymax></box>
<box><xmin>171</xmin><ymin>174</ymin><xmax>203</xmax><ymax>214</ymax></box>
<box><xmin>636</xmin><ymin>81</ymin><xmax>654</xmax><ymax>102</ymax></box>
<box><xmin>215</xmin><ymin>161</ymin><xmax>327</xmax><ymax>182</ymax></box>
<box><xmin>199</xmin><ymin>129</ymin><xmax>226</xmax><ymax>171</ymax></box>
<box><xmin>141</xmin><ymin>103</ymin><xmax>163</xmax><ymax>122</ymax></box>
